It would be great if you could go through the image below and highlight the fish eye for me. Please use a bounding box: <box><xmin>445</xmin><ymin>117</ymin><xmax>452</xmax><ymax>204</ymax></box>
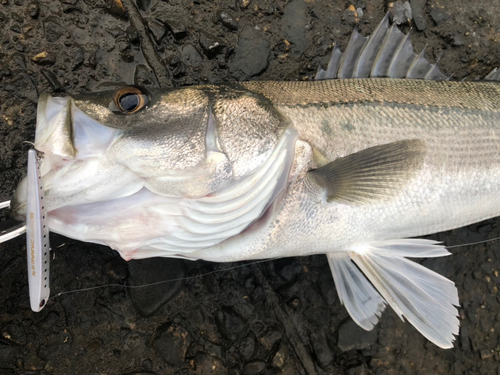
<box><xmin>112</xmin><ymin>86</ymin><xmax>149</xmax><ymax>114</ymax></box>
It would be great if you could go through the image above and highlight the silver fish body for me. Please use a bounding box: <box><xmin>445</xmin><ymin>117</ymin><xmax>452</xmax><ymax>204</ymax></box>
<box><xmin>9</xmin><ymin>77</ymin><xmax>500</xmax><ymax>349</ymax></box>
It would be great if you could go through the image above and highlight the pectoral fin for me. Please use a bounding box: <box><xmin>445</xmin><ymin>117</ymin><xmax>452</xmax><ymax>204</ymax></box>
<box><xmin>310</xmin><ymin>139</ymin><xmax>426</xmax><ymax>204</ymax></box>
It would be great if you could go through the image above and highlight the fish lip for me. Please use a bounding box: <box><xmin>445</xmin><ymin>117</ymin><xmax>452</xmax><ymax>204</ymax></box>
<box><xmin>9</xmin><ymin>177</ymin><xmax>27</xmax><ymax>221</ymax></box>
<box><xmin>10</xmin><ymin>92</ymin><xmax>72</xmax><ymax>219</ymax></box>
<box><xmin>35</xmin><ymin>93</ymin><xmax>75</xmax><ymax>160</ymax></box>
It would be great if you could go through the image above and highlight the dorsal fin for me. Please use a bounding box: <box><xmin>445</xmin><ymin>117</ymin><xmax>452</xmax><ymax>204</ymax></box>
<box><xmin>315</xmin><ymin>13</ymin><xmax>449</xmax><ymax>81</ymax></box>
<box><xmin>485</xmin><ymin>68</ymin><xmax>500</xmax><ymax>82</ymax></box>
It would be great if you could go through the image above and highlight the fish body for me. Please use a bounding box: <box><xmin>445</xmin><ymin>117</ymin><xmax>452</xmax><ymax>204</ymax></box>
<box><xmin>9</xmin><ymin>16</ymin><xmax>500</xmax><ymax>349</ymax></box>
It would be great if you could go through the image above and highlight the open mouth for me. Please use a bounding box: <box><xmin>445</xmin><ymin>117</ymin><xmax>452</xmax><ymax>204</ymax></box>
<box><xmin>7</xmin><ymin>91</ymin><xmax>299</xmax><ymax>260</ymax></box>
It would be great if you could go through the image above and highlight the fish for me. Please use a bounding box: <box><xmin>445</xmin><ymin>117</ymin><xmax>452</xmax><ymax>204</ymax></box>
<box><xmin>6</xmin><ymin>14</ymin><xmax>500</xmax><ymax>349</ymax></box>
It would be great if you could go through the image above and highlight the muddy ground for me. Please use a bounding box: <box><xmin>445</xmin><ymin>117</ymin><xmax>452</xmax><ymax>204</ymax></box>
<box><xmin>2</xmin><ymin>0</ymin><xmax>500</xmax><ymax>374</ymax></box>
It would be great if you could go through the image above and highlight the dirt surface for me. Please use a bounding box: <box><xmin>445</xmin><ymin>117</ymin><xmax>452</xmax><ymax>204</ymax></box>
<box><xmin>2</xmin><ymin>0</ymin><xmax>500</xmax><ymax>374</ymax></box>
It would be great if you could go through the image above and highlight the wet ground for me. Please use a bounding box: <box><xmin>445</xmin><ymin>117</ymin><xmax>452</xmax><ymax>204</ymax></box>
<box><xmin>2</xmin><ymin>0</ymin><xmax>500</xmax><ymax>374</ymax></box>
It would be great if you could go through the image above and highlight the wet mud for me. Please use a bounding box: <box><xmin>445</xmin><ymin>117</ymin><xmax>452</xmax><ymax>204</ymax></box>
<box><xmin>2</xmin><ymin>0</ymin><xmax>500</xmax><ymax>374</ymax></box>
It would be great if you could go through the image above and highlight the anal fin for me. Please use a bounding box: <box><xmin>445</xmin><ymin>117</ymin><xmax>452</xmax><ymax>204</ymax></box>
<box><xmin>327</xmin><ymin>252</ymin><xmax>386</xmax><ymax>330</ymax></box>
<box><xmin>341</xmin><ymin>239</ymin><xmax>459</xmax><ymax>349</ymax></box>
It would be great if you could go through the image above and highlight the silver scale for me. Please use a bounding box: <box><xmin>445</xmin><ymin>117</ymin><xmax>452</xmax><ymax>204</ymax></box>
<box><xmin>1</xmin><ymin>149</ymin><xmax>50</xmax><ymax>312</ymax></box>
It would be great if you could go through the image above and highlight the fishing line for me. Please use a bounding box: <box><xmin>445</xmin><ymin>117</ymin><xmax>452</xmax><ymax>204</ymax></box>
<box><xmin>48</xmin><ymin>258</ymin><xmax>274</xmax><ymax>301</ymax></box>
<box><xmin>46</xmin><ymin>235</ymin><xmax>500</xmax><ymax>302</ymax></box>
<box><xmin>446</xmin><ymin>235</ymin><xmax>500</xmax><ymax>249</ymax></box>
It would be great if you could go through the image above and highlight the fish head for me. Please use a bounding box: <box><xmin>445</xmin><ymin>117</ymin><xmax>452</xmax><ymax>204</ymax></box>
<box><xmin>10</xmin><ymin>85</ymin><xmax>216</xmax><ymax>220</ymax></box>
<box><xmin>10</xmin><ymin>85</ymin><xmax>293</xmax><ymax>230</ymax></box>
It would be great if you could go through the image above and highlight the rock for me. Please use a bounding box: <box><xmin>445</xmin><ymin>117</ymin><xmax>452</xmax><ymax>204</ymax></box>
<box><xmin>32</xmin><ymin>51</ymin><xmax>56</xmax><ymax>66</ymax></box>
<box><xmin>37</xmin><ymin>331</ymin><xmax>73</xmax><ymax>361</ymax></box>
<box><xmin>84</xmin><ymin>0</ymin><xmax>128</xmax><ymax>19</ymax></box>
<box><xmin>142</xmin><ymin>358</ymin><xmax>153</xmax><ymax>371</ymax></box>
<box><xmin>37</xmin><ymin>311</ymin><xmax>61</xmax><ymax>330</ymax></box>
<box><xmin>199</xmin><ymin>30</ymin><xmax>225</xmax><ymax>58</ymax></box>
<box><xmin>283</xmin><ymin>0</ymin><xmax>308</xmax><ymax>56</ymax></box>
<box><xmin>229</xmin><ymin>25</ymin><xmax>270</xmax><ymax>80</ymax></box>
<box><xmin>195</xmin><ymin>354</ymin><xmax>224</xmax><ymax>374</ymax></box>
<box><xmin>69</xmin><ymin>46</ymin><xmax>84</xmax><ymax>70</ymax></box>
<box><xmin>348</xmin><ymin>364</ymin><xmax>369</xmax><ymax>375</ymax></box>
<box><xmin>5</xmin><ymin>73</ymin><xmax>38</xmax><ymax>102</ymax></box>
<box><xmin>136</xmin><ymin>0</ymin><xmax>150</xmax><ymax>11</ymax></box>
<box><xmin>430</xmin><ymin>7</ymin><xmax>451</xmax><ymax>26</ymax></box>
<box><xmin>134</xmin><ymin>64</ymin><xmax>159</xmax><ymax>87</ymax></box>
<box><xmin>480</xmin><ymin>349</ymin><xmax>492</xmax><ymax>359</ymax></box>
<box><xmin>164</xmin><ymin>21</ymin><xmax>188</xmax><ymax>39</ymax></box>
<box><xmin>11</xmin><ymin>12</ymin><xmax>23</xmax><ymax>23</ymax></box>
<box><xmin>304</xmin><ymin>307</ymin><xmax>331</xmax><ymax>327</ymax></box>
<box><xmin>215</xmin><ymin>307</ymin><xmax>247</xmax><ymax>341</ymax></box>
<box><xmin>86</xmin><ymin>338</ymin><xmax>102</xmax><ymax>351</ymax></box>
<box><xmin>153</xmin><ymin>323</ymin><xmax>191</xmax><ymax>365</ymax></box>
<box><xmin>2</xmin><ymin>323</ymin><xmax>27</xmax><ymax>345</ymax></box>
<box><xmin>106</xmin><ymin>27</ymin><xmax>126</xmax><ymax>38</ymax></box>
<box><xmin>272</xmin><ymin>346</ymin><xmax>286</xmax><ymax>368</ymax></box>
<box><xmin>10</xmin><ymin>24</ymin><xmax>21</xmax><ymax>33</ymax></box>
<box><xmin>389</xmin><ymin>1</ymin><xmax>412</xmax><ymax>25</ymax></box>
<box><xmin>310</xmin><ymin>330</ymin><xmax>334</xmax><ymax>368</ymax></box>
<box><xmin>0</xmin><ymin>68</ymin><xmax>12</xmax><ymax>81</ymax></box>
<box><xmin>10</xmin><ymin>52</ymin><xmax>27</xmax><ymax>69</ymax></box>
<box><xmin>180</xmin><ymin>43</ymin><xmax>203</xmax><ymax>67</ymax></box>
<box><xmin>40</xmin><ymin>68</ymin><xmax>64</xmax><ymax>92</ymax></box>
<box><xmin>240</xmin><ymin>0</ymin><xmax>250</xmax><ymax>8</ymax></box>
<box><xmin>217</xmin><ymin>10</ymin><xmax>238</xmax><ymax>30</ymax></box>
<box><xmin>115</xmin><ymin>37</ymin><xmax>133</xmax><ymax>62</ymax></box>
<box><xmin>344</xmin><ymin>4</ymin><xmax>359</xmax><ymax>25</ymax></box>
<box><xmin>127</xmin><ymin>258</ymin><xmax>187</xmax><ymax>317</ymax></box>
<box><xmin>28</xmin><ymin>1</ymin><xmax>40</xmax><ymax>18</ymax></box>
<box><xmin>147</xmin><ymin>19</ymin><xmax>167</xmax><ymax>44</ymax></box>
<box><xmin>410</xmin><ymin>0</ymin><xmax>427</xmax><ymax>31</ymax></box>
<box><xmin>243</xmin><ymin>360</ymin><xmax>266</xmax><ymax>375</ymax></box>
<box><xmin>0</xmin><ymin>345</ymin><xmax>17</xmax><ymax>365</ymax></box>
<box><xmin>274</xmin><ymin>258</ymin><xmax>302</xmax><ymax>281</ymax></box>
<box><xmin>317</xmin><ymin>267</ymin><xmax>338</xmax><ymax>306</ymax></box>
<box><xmin>338</xmin><ymin>319</ymin><xmax>378</xmax><ymax>352</ymax></box>
<box><xmin>154</xmin><ymin>13</ymin><xmax>188</xmax><ymax>39</ymax></box>
<box><xmin>239</xmin><ymin>334</ymin><xmax>256</xmax><ymax>360</ymax></box>
<box><xmin>259</xmin><ymin>330</ymin><xmax>282</xmax><ymax>351</ymax></box>
<box><xmin>124</xmin><ymin>332</ymin><xmax>147</xmax><ymax>355</ymax></box>
<box><xmin>445</xmin><ymin>32</ymin><xmax>465</xmax><ymax>47</ymax></box>
<box><xmin>204</xmin><ymin>340</ymin><xmax>223</xmax><ymax>361</ymax></box>
<box><xmin>126</xmin><ymin>25</ymin><xmax>140</xmax><ymax>45</ymax></box>
<box><xmin>43</xmin><ymin>17</ymin><xmax>63</xmax><ymax>42</ymax></box>
<box><xmin>105</xmin><ymin>256</ymin><xmax>127</xmax><ymax>280</ymax></box>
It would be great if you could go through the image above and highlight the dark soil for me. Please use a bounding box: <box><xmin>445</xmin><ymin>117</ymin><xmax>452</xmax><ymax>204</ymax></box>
<box><xmin>2</xmin><ymin>0</ymin><xmax>500</xmax><ymax>374</ymax></box>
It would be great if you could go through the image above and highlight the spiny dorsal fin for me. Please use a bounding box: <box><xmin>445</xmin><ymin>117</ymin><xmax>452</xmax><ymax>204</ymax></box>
<box><xmin>485</xmin><ymin>68</ymin><xmax>500</xmax><ymax>82</ymax></box>
<box><xmin>309</xmin><ymin>139</ymin><xmax>426</xmax><ymax>205</ymax></box>
<box><xmin>316</xmin><ymin>13</ymin><xmax>448</xmax><ymax>81</ymax></box>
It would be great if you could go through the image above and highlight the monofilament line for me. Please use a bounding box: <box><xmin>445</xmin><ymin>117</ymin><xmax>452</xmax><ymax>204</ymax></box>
<box><xmin>48</xmin><ymin>258</ymin><xmax>274</xmax><ymax>301</ymax></box>
<box><xmin>447</xmin><ymin>235</ymin><xmax>500</xmax><ymax>249</ymax></box>
<box><xmin>43</xmin><ymin>235</ymin><xmax>500</xmax><ymax>303</ymax></box>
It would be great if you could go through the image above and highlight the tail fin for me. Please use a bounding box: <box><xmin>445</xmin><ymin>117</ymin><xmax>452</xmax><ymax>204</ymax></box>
<box><xmin>327</xmin><ymin>239</ymin><xmax>459</xmax><ymax>349</ymax></box>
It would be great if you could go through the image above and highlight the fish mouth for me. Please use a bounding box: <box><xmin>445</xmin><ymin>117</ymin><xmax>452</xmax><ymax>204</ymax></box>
<box><xmin>10</xmin><ymin>91</ymin><xmax>299</xmax><ymax>259</ymax></box>
<box><xmin>10</xmin><ymin>93</ymin><xmax>73</xmax><ymax>221</ymax></box>
<box><xmin>10</xmin><ymin>177</ymin><xmax>27</xmax><ymax>222</ymax></box>
<box><xmin>10</xmin><ymin>92</ymin><xmax>122</xmax><ymax>221</ymax></box>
